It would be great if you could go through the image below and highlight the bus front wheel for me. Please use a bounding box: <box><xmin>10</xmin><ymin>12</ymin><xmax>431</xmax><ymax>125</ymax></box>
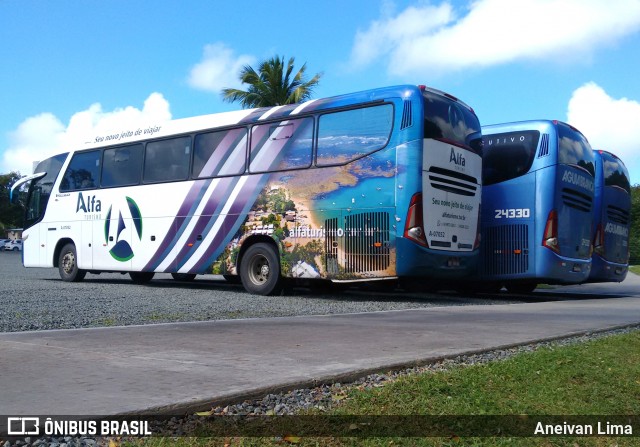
<box><xmin>58</xmin><ymin>243</ymin><xmax>86</xmax><ymax>282</ymax></box>
<box><xmin>240</xmin><ymin>243</ymin><xmax>282</xmax><ymax>296</ymax></box>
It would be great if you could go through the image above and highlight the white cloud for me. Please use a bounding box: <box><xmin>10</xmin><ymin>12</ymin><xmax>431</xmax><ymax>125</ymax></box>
<box><xmin>187</xmin><ymin>42</ymin><xmax>256</xmax><ymax>92</ymax></box>
<box><xmin>351</xmin><ymin>0</ymin><xmax>640</xmax><ymax>77</ymax></box>
<box><xmin>1</xmin><ymin>93</ymin><xmax>171</xmax><ymax>175</ymax></box>
<box><xmin>567</xmin><ymin>82</ymin><xmax>640</xmax><ymax>184</ymax></box>
<box><xmin>351</xmin><ymin>3</ymin><xmax>455</xmax><ymax>68</ymax></box>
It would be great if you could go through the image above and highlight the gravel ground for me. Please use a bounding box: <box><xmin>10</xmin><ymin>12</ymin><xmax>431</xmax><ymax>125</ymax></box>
<box><xmin>0</xmin><ymin>251</ymin><xmax>540</xmax><ymax>333</ymax></box>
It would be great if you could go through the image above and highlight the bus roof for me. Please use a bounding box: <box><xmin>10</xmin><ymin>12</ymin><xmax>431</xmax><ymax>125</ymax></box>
<box><xmin>72</xmin><ymin>84</ymin><xmax>460</xmax><ymax>152</ymax></box>
<box><xmin>482</xmin><ymin>119</ymin><xmax>589</xmax><ymax>141</ymax></box>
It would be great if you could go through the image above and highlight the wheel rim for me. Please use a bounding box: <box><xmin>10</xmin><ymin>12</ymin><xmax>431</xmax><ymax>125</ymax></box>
<box><xmin>247</xmin><ymin>253</ymin><xmax>270</xmax><ymax>286</ymax></box>
<box><xmin>62</xmin><ymin>251</ymin><xmax>76</xmax><ymax>274</ymax></box>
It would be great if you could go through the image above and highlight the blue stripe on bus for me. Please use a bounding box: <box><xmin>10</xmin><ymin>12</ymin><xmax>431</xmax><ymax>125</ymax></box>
<box><xmin>143</xmin><ymin>179</ymin><xmax>212</xmax><ymax>271</ymax></box>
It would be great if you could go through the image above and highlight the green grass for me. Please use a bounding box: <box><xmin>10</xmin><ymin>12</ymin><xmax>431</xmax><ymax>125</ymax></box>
<box><xmin>96</xmin><ymin>317</ymin><xmax>117</xmax><ymax>326</ymax></box>
<box><xmin>337</xmin><ymin>335</ymin><xmax>640</xmax><ymax>415</ymax></box>
<box><xmin>629</xmin><ymin>265</ymin><xmax>640</xmax><ymax>275</ymax></box>
<box><xmin>131</xmin><ymin>331</ymin><xmax>640</xmax><ymax>447</ymax></box>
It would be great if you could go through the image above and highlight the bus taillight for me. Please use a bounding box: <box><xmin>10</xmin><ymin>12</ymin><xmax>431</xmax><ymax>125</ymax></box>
<box><xmin>405</xmin><ymin>193</ymin><xmax>428</xmax><ymax>247</ymax></box>
<box><xmin>542</xmin><ymin>210</ymin><xmax>560</xmax><ymax>254</ymax></box>
<box><xmin>593</xmin><ymin>224</ymin><xmax>604</xmax><ymax>256</ymax></box>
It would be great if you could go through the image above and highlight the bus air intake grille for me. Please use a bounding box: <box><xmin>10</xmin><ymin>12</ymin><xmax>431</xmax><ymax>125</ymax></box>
<box><xmin>325</xmin><ymin>217</ymin><xmax>340</xmax><ymax>275</ymax></box>
<box><xmin>607</xmin><ymin>205</ymin><xmax>630</xmax><ymax>225</ymax></box>
<box><xmin>400</xmin><ymin>100</ymin><xmax>413</xmax><ymax>130</ymax></box>
<box><xmin>482</xmin><ymin>224</ymin><xmax>529</xmax><ymax>275</ymax></box>
<box><xmin>343</xmin><ymin>212</ymin><xmax>390</xmax><ymax>273</ymax></box>
<box><xmin>428</xmin><ymin>167</ymin><xmax>478</xmax><ymax>197</ymax></box>
<box><xmin>537</xmin><ymin>134</ymin><xmax>550</xmax><ymax>157</ymax></box>
<box><xmin>561</xmin><ymin>188</ymin><xmax>592</xmax><ymax>213</ymax></box>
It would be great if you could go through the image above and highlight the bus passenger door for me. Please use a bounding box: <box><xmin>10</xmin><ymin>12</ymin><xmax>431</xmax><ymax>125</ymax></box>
<box><xmin>22</xmin><ymin>226</ymin><xmax>42</xmax><ymax>267</ymax></box>
<box><xmin>42</xmin><ymin>225</ymin><xmax>57</xmax><ymax>268</ymax></box>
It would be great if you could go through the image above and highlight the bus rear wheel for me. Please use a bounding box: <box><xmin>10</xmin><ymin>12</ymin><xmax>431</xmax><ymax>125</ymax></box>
<box><xmin>240</xmin><ymin>243</ymin><xmax>282</xmax><ymax>296</ymax></box>
<box><xmin>171</xmin><ymin>273</ymin><xmax>196</xmax><ymax>281</ymax></box>
<box><xmin>58</xmin><ymin>243</ymin><xmax>86</xmax><ymax>282</ymax></box>
<box><xmin>130</xmin><ymin>272</ymin><xmax>155</xmax><ymax>284</ymax></box>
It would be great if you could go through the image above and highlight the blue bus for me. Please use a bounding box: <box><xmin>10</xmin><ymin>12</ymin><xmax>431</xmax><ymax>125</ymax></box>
<box><xmin>12</xmin><ymin>85</ymin><xmax>483</xmax><ymax>295</ymax></box>
<box><xmin>587</xmin><ymin>150</ymin><xmax>631</xmax><ymax>282</ymax></box>
<box><xmin>478</xmin><ymin>120</ymin><xmax>596</xmax><ymax>293</ymax></box>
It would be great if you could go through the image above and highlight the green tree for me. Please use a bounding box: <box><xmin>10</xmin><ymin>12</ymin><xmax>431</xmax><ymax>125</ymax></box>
<box><xmin>221</xmin><ymin>56</ymin><xmax>322</xmax><ymax>108</ymax></box>
<box><xmin>0</xmin><ymin>171</ymin><xmax>24</xmax><ymax>232</ymax></box>
<box><xmin>630</xmin><ymin>185</ymin><xmax>640</xmax><ymax>264</ymax></box>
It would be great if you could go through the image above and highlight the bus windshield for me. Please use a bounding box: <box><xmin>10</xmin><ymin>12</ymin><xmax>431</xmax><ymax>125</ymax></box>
<box><xmin>24</xmin><ymin>153</ymin><xmax>68</xmax><ymax>229</ymax></box>
<box><xmin>423</xmin><ymin>90</ymin><xmax>481</xmax><ymax>154</ymax></box>
<box><xmin>557</xmin><ymin>122</ymin><xmax>595</xmax><ymax>177</ymax></box>
<box><xmin>482</xmin><ymin>130</ymin><xmax>540</xmax><ymax>186</ymax></box>
<box><xmin>602</xmin><ymin>152</ymin><xmax>631</xmax><ymax>194</ymax></box>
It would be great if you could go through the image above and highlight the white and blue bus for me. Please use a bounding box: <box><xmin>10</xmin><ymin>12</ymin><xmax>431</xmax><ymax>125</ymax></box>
<box><xmin>478</xmin><ymin>120</ymin><xmax>596</xmax><ymax>293</ymax></box>
<box><xmin>12</xmin><ymin>85</ymin><xmax>483</xmax><ymax>295</ymax></box>
<box><xmin>587</xmin><ymin>150</ymin><xmax>631</xmax><ymax>282</ymax></box>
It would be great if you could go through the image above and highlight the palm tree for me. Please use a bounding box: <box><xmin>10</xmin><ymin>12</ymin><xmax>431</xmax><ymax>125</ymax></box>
<box><xmin>221</xmin><ymin>56</ymin><xmax>322</xmax><ymax>108</ymax></box>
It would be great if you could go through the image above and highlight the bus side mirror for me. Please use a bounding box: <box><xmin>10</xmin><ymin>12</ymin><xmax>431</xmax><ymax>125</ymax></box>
<box><xmin>10</xmin><ymin>172</ymin><xmax>46</xmax><ymax>203</ymax></box>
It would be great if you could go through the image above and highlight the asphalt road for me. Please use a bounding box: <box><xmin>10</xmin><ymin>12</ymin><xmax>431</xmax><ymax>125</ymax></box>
<box><xmin>1</xmin><ymin>250</ymin><xmax>639</xmax><ymax>418</ymax></box>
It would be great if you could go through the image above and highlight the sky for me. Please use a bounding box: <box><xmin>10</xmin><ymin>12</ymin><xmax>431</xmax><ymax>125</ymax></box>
<box><xmin>1</xmin><ymin>0</ymin><xmax>640</xmax><ymax>184</ymax></box>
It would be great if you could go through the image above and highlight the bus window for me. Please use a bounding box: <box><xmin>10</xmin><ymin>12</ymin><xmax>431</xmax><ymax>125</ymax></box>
<box><xmin>60</xmin><ymin>150</ymin><xmax>102</xmax><ymax>191</ymax></box>
<box><xmin>144</xmin><ymin>136</ymin><xmax>191</xmax><ymax>183</ymax></box>
<box><xmin>193</xmin><ymin>128</ymin><xmax>247</xmax><ymax>178</ymax></box>
<box><xmin>250</xmin><ymin>117</ymin><xmax>313</xmax><ymax>172</ymax></box>
<box><xmin>101</xmin><ymin>144</ymin><xmax>143</xmax><ymax>188</ymax></box>
<box><xmin>603</xmin><ymin>157</ymin><xmax>631</xmax><ymax>193</ymax></box>
<box><xmin>316</xmin><ymin>104</ymin><xmax>393</xmax><ymax>166</ymax></box>
<box><xmin>482</xmin><ymin>131</ymin><xmax>540</xmax><ymax>185</ymax></box>
<box><xmin>557</xmin><ymin>123</ymin><xmax>595</xmax><ymax>177</ymax></box>
<box><xmin>423</xmin><ymin>91</ymin><xmax>481</xmax><ymax>153</ymax></box>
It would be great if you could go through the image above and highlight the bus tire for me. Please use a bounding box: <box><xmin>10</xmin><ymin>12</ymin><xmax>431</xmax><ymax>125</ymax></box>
<box><xmin>129</xmin><ymin>271</ymin><xmax>155</xmax><ymax>284</ymax></box>
<box><xmin>505</xmin><ymin>282</ymin><xmax>537</xmax><ymax>294</ymax></box>
<box><xmin>58</xmin><ymin>243</ymin><xmax>86</xmax><ymax>282</ymax></box>
<box><xmin>240</xmin><ymin>242</ymin><xmax>282</xmax><ymax>296</ymax></box>
<box><xmin>171</xmin><ymin>273</ymin><xmax>196</xmax><ymax>281</ymax></box>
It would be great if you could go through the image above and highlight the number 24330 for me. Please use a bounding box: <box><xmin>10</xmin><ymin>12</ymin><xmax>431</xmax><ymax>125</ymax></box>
<box><xmin>494</xmin><ymin>208</ymin><xmax>530</xmax><ymax>219</ymax></box>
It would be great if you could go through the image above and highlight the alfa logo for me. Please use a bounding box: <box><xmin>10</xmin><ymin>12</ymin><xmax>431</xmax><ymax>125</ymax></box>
<box><xmin>104</xmin><ymin>197</ymin><xmax>143</xmax><ymax>262</ymax></box>
<box><xmin>449</xmin><ymin>147</ymin><xmax>466</xmax><ymax>166</ymax></box>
